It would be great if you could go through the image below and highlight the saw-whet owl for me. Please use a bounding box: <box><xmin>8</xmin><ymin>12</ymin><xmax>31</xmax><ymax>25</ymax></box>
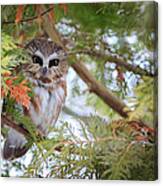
<box><xmin>3</xmin><ymin>38</ymin><xmax>68</xmax><ymax>160</ymax></box>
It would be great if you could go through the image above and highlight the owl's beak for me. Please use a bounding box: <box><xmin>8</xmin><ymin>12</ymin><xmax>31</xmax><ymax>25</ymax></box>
<box><xmin>42</xmin><ymin>67</ymin><xmax>48</xmax><ymax>75</ymax></box>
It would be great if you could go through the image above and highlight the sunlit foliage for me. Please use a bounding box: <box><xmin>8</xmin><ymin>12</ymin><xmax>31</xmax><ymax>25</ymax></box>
<box><xmin>1</xmin><ymin>2</ymin><xmax>157</xmax><ymax>180</ymax></box>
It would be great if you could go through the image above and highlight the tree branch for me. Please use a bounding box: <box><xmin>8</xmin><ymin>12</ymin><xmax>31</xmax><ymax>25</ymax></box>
<box><xmin>1</xmin><ymin>114</ymin><xmax>29</xmax><ymax>136</ymax></box>
<box><xmin>37</xmin><ymin>5</ymin><xmax>130</xmax><ymax>118</ymax></box>
<box><xmin>2</xmin><ymin>114</ymin><xmax>154</xmax><ymax>147</ymax></box>
<box><xmin>2</xmin><ymin>6</ymin><xmax>54</xmax><ymax>25</ymax></box>
<box><xmin>2</xmin><ymin>6</ymin><xmax>155</xmax><ymax>78</ymax></box>
<box><xmin>1</xmin><ymin>114</ymin><xmax>129</xmax><ymax>153</ymax></box>
<box><xmin>71</xmin><ymin>61</ymin><xmax>129</xmax><ymax>117</ymax></box>
<box><xmin>2</xmin><ymin>7</ymin><xmax>154</xmax><ymax>117</ymax></box>
<box><xmin>70</xmin><ymin>49</ymin><xmax>155</xmax><ymax>77</ymax></box>
<box><xmin>36</xmin><ymin>5</ymin><xmax>66</xmax><ymax>50</ymax></box>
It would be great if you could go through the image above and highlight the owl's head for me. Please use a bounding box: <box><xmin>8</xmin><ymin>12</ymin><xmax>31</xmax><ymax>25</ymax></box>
<box><xmin>25</xmin><ymin>38</ymin><xmax>68</xmax><ymax>85</ymax></box>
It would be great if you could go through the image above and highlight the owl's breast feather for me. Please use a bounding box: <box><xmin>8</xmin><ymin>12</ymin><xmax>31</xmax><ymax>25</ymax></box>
<box><xmin>27</xmin><ymin>84</ymin><xmax>66</xmax><ymax>136</ymax></box>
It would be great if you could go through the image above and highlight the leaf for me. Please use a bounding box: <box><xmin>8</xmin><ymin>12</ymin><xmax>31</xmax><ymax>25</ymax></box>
<box><xmin>48</xmin><ymin>4</ymin><xmax>55</xmax><ymax>22</ymax></box>
<box><xmin>10</xmin><ymin>79</ymin><xmax>31</xmax><ymax>109</ymax></box>
<box><xmin>2</xmin><ymin>75</ymin><xmax>31</xmax><ymax>109</ymax></box>
<box><xmin>15</xmin><ymin>5</ymin><xmax>24</xmax><ymax>24</ymax></box>
<box><xmin>59</xmin><ymin>4</ymin><xmax>68</xmax><ymax>15</ymax></box>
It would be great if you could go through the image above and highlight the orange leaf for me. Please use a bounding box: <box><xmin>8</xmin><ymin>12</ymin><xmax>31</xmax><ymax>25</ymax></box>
<box><xmin>15</xmin><ymin>5</ymin><xmax>24</xmax><ymax>24</ymax></box>
<box><xmin>10</xmin><ymin>82</ymin><xmax>31</xmax><ymax>109</ymax></box>
<box><xmin>3</xmin><ymin>76</ymin><xmax>31</xmax><ymax>109</ymax></box>
<box><xmin>48</xmin><ymin>4</ymin><xmax>55</xmax><ymax>21</ymax></box>
<box><xmin>135</xmin><ymin>135</ymin><xmax>148</xmax><ymax>142</ymax></box>
<box><xmin>59</xmin><ymin>4</ymin><xmax>68</xmax><ymax>15</ymax></box>
<box><xmin>6</xmin><ymin>79</ymin><xmax>13</xmax><ymax>86</ymax></box>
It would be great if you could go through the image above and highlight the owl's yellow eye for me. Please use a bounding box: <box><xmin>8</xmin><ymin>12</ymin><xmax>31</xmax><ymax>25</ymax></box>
<box><xmin>32</xmin><ymin>55</ymin><xmax>43</xmax><ymax>66</ymax></box>
<box><xmin>49</xmin><ymin>59</ymin><xmax>60</xmax><ymax>68</ymax></box>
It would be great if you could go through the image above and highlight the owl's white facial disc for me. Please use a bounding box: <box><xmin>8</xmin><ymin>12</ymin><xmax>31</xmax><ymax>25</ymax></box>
<box><xmin>25</xmin><ymin>38</ymin><xmax>68</xmax><ymax>86</ymax></box>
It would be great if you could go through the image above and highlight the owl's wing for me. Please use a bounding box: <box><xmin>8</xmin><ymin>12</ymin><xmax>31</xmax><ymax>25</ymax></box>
<box><xmin>3</xmin><ymin>128</ymin><xmax>30</xmax><ymax>160</ymax></box>
<box><xmin>2</xmin><ymin>63</ymin><xmax>33</xmax><ymax>160</ymax></box>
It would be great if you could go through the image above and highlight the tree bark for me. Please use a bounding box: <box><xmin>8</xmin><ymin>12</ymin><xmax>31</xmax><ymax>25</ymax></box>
<box><xmin>72</xmin><ymin>61</ymin><xmax>129</xmax><ymax>117</ymax></box>
<box><xmin>73</xmin><ymin>49</ymin><xmax>155</xmax><ymax>77</ymax></box>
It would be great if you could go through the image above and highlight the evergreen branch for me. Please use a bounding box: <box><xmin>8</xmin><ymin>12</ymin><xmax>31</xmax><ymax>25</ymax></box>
<box><xmin>109</xmin><ymin>142</ymin><xmax>134</xmax><ymax>179</ymax></box>
<box><xmin>2</xmin><ymin>6</ymin><xmax>54</xmax><ymax>25</ymax></box>
<box><xmin>1</xmin><ymin>114</ymin><xmax>128</xmax><ymax>144</ymax></box>
<box><xmin>71</xmin><ymin>60</ymin><xmax>129</xmax><ymax>117</ymax></box>
<box><xmin>2</xmin><ymin>6</ymin><xmax>155</xmax><ymax>118</ymax></box>
<box><xmin>35</xmin><ymin>5</ymin><xmax>66</xmax><ymax>50</ymax></box>
<box><xmin>3</xmin><ymin>5</ymin><xmax>152</xmax><ymax>118</ymax></box>
<box><xmin>69</xmin><ymin>49</ymin><xmax>156</xmax><ymax>77</ymax></box>
<box><xmin>36</xmin><ymin>5</ymin><xmax>129</xmax><ymax>117</ymax></box>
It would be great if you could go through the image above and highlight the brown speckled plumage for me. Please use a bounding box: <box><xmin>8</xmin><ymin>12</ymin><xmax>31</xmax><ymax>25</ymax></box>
<box><xmin>3</xmin><ymin>38</ymin><xmax>68</xmax><ymax>160</ymax></box>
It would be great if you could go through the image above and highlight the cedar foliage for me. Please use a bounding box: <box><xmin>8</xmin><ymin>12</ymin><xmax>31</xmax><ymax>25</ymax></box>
<box><xmin>1</xmin><ymin>2</ymin><xmax>157</xmax><ymax>179</ymax></box>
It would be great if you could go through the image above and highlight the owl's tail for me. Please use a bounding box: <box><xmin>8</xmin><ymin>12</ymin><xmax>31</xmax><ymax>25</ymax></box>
<box><xmin>3</xmin><ymin>128</ymin><xmax>29</xmax><ymax>160</ymax></box>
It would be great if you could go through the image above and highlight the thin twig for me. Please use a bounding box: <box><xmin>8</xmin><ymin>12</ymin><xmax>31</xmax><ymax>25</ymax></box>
<box><xmin>69</xmin><ymin>49</ymin><xmax>155</xmax><ymax>77</ymax></box>
<box><xmin>2</xmin><ymin>7</ymin><xmax>54</xmax><ymax>25</ymax></box>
